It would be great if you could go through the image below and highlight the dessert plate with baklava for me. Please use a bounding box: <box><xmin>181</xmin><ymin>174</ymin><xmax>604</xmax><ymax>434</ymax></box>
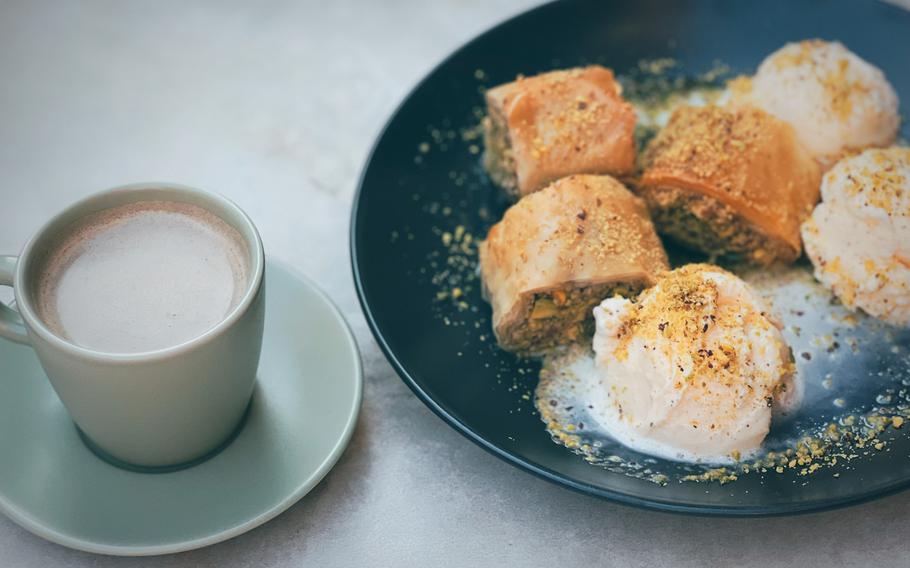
<box><xmin>351</xmin><ymin>0</ymin><xmax>910</xmax><ymax>515</ymax></box>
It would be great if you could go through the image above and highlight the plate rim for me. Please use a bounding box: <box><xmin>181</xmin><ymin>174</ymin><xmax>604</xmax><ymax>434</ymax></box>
<box><xmin>349</xmin><ymin>0</ymin><xmax>910</xmax><ymax>516</ymax></box>
<box><xmin>0</xmin><ymin>259</ymin><xmax>364</xmax><ymax>555</ymax></box>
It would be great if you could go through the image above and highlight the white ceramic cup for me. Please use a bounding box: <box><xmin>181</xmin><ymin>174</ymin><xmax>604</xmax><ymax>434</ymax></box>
<box><xmin>0</xmin><ymin>183</ymin><xmax>265</xmax><ymax>468</ymax></box>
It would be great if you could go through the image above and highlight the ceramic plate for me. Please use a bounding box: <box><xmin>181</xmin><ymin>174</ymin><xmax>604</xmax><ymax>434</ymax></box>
<box><xmin>0</xmin><ymin>260</ymin><xmax>362</xmax><ymax>554</ymax></box>
<box><xmin>351</xmin><ymin>0</ymin><xmax>910</xmax><ymax>515</ymax></box>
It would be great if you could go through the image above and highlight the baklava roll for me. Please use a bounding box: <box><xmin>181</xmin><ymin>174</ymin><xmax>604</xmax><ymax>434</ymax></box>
<box><xmin>479</xmin><ymin>174</ymin><xmax>669</xmax><ymax>354</ymax></box>
<box><xmin>638</xmin><ymin>105</ymin><xmax>821</xmax><ymax>266</ymax></box>
<box><xmin>482</xmin><ymin>65</ymin><xmax>637</xmax><ymax>198</ymax></box>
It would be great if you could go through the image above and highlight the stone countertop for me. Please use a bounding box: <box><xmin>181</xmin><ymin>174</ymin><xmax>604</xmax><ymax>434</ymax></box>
<box><xmin>0</xmin><ymin>1</ymin><xmax>908</xmax><ymax>566</ymax></box>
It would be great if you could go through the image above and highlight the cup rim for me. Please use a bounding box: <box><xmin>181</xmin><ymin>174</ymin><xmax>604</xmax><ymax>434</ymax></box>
<box><xmin>12</xmin><ymin>182</ymin><xmax>265</xmax><ymax>363</ymax></box>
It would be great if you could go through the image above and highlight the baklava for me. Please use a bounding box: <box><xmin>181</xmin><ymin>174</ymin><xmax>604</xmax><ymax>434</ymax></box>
<box><xmin>482</xmin><ymin>65</ymin><xmax>637</xmax><ymax>198</ymax></box>
<box><xmin>638</xmin><ymin>105</ymin><xmax>821</xmax><ymax>266</ymax></box>
<box><xmin>479</xmin><ymin>174</ymin><xmax>669</xmax><ymax>354</ymax></box>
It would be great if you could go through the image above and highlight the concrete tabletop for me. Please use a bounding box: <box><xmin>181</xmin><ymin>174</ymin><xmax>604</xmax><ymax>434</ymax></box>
<box><xmin>1</xmin><ymin>1</ymin><xmax>908</xmax><ymax>566</ymax></box>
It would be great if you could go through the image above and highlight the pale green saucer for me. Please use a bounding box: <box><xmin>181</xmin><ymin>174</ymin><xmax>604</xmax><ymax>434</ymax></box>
<box><xmin>0</xmin><ymin>260</ymin><xmax>362</xmax><ymax>556</ymax></box>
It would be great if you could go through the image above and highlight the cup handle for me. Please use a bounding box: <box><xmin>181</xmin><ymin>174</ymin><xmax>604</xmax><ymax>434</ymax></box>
<box><xmin>0</xmin><ymin>255</ymin><xmax>29</xmax><ymax>344</ymax></box>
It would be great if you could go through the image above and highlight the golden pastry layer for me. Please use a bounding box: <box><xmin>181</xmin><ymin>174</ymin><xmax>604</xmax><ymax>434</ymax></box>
<box><xmin>479</xmin><ymin>174</ymin><xmax>669</xmax><ymax>354</ymax></box>
<box><xmin>482</xmin><ymin>66</ymin><xmax>637</xmax><ymax>198</ymax></box>
<box><xmin>638</xmin><ymin>105</ymin><xmax>821</xmax><ymax>265</ymax></box>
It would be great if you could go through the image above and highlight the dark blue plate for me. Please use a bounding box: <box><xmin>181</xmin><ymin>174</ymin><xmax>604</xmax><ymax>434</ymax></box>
<box><xmin>351</xmin><ymin>0</ymin><xmax>910</xmax><ymax>515</ymax></box>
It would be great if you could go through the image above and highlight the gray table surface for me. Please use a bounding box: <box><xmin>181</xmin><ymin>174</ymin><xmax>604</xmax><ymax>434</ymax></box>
<box><xmin>1</xmin><ymin>1</ymin><xmax>909</xmax><ymax>566</ymax></box>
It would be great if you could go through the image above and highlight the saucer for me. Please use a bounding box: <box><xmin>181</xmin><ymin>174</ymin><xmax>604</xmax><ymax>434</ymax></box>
<box><xmin>0</xmin><ymin>260</ymin><xmax>362</xmax><ymax>555</ymax></box>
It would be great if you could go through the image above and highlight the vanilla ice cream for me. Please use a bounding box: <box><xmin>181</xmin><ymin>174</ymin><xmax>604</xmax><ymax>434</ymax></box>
<box><xmin>590</xmin><ymin>264</ymin><xmax>795</xmax><ymax>462</ymax></box>
<box><xmin>747</xmin><ymin>40</ymin><xmax>899</xmax><ymax>163</ymax></box>
<box><xmin>802</xmin><ymin>148</ymin><xmax>910</xmax><ymax>327</ymax></box>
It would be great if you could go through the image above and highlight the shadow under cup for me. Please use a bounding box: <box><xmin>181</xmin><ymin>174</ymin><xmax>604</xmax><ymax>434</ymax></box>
<box><xmin>12</xmin><ymin>183</ymin><xmax>265</xmax><ymax>471</ymax></box>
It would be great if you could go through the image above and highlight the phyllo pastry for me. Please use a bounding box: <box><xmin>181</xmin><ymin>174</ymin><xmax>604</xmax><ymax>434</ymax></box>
<box><xmin>479</xmin><ymin>174</ymin><xmax>669</xmax><ymax>354</ymax></box>
<box><xmin>638</xmin><ymin>105</ymin><xmax>821</xmax><ymax>266</ymax></box>
<box><xmin>482</xmin><ymin>65</ymin><xmax>637</xmax><ymax>198</ymax></box>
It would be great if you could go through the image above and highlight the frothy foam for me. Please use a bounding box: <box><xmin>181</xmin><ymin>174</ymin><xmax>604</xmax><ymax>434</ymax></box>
<box><xmin>35</xmin><ymin>200</ymin><xmax>250</xmax><ymax>354</ymax></box>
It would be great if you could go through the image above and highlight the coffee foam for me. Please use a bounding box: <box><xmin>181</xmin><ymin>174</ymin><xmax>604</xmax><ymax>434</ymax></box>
<box><xmin>35</xmin><ymin>200</ymin><xmax>250</xmax><ymax>353</ymax></box>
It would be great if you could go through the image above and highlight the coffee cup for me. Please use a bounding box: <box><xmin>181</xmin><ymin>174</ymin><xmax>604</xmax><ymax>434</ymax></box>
<box><xmin>0</xmin><ymin>182</ymin><xmax>265</xmax><ymax>468</ymax></box>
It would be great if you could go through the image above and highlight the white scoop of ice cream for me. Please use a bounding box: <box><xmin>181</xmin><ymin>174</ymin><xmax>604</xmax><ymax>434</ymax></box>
<box><xmin>590</xmin><ymin>265</ymin><xmax>794</xmax><ymax>462</ymax></box>
<box><xmin>801</xmin><ymin>148</ymin><xmax>910</xmax><ymax>327</ymax></box>
<box><xmin>747</xmin><ymin>40</ymin><xmax>899</xmax><ymax>163</ymax></box>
